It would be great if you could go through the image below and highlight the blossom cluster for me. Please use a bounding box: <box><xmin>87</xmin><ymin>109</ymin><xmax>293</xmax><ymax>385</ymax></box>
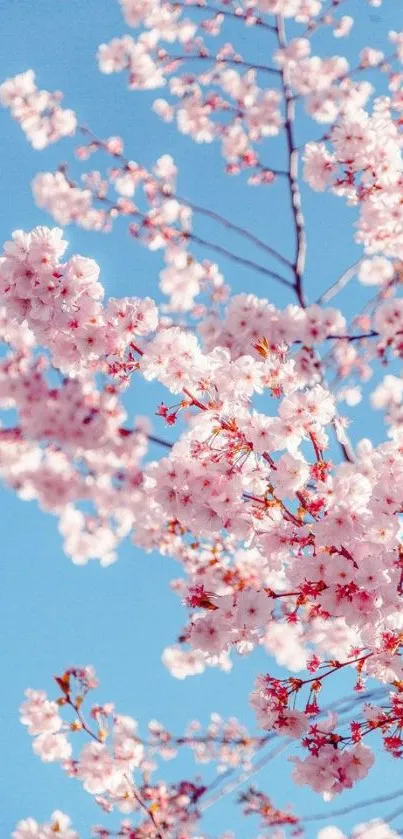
<box><xmin>0</xmin><ymin>70</ymin><xmax>77</xmax><ymax>149</ymax></box>
<box><xmin>304</xmin><ymin>98</ymin><xmax>403</xmax><ymax>261</ymax></box>
<box><xmin>0</xmin><ymin>225</ymin><xmax>157</xmax><ymax>376</ymax></box>
<box><xmin>0</xmin><ymin>227</ymin><xmax>402</xmax><ymax>804</ymax></box>
<box><xmin>13</xmin><ymin>811</ymin><xmax>78</xmax><ymax>839</ymax></box>
<box><xmin>1</xmin><ymin>0</ymin><xmax>403</xmax><ymax>835</ymax></box>
<box><xmin>14</xmin><ymin>666</ymin><xmax>401</xmax><ymax>839</ymax></box>
<box><xmin>17</xmin><ymin>666</ymin><xmax>268</xmax><ymax>835</ymax></box>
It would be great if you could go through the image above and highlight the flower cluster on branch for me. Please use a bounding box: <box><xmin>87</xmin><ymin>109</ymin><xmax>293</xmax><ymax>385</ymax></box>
<box><xmin>2</xmin><ymin>0</ymin><xmax>403</xmax><ymax>835</ymax></box>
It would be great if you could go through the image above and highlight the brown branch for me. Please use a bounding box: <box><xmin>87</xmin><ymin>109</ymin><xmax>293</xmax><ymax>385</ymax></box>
<box><xmin>301</xmin><ymin>0</ymin><xmax>349</xmax><ymax>38</ymax></box>
<box><xmin>289</xmin><ymin>652</ymin><xmax>372</xmax><ymax>688</ymax></box>
<box><xmin>67</xmin><ymin>693</ymin><xmax>165</xmax><ymax>839</ymax></box>
<box><xmin>128</xmin><ymin>780</ymin><xmax>165</xmax><ymax>839</ymax></box>
<box><xmin>64</xmin><ymin>169</ymin><xmax>294</xmax><ymax>289</ymax></box>
<box><xmin>184</xmin><ymin>230</ymin><xmax>295</xmax><ymax>287</ymax></box>
<box><xmin>78</xmin><ymin>127</ymin><xmax>292</xmax><ymax>272</ymax></box>
<box><xmin>175</xmin><ymin>2</ymin><xmax>277</xmax><ymax>32</ymax></box>
<box><xmin>182</xmin><ymin>386</ymin><xmax>208</xmax><ymax>411</ymax></box>
<box><xmin>326</xmin><ymin>330</ymin><xmax>378</xmax><ymax>342</ymax></box>
<box><xmin>147</xmin><ymin>434</ymin><xmax>174</xmax><ymax>449</ymax></box>
<box><xmin>165</xmin><ymin>52</ymin><xmax>280</xmax><ymax>75</ymax></box>
<box><xmin>67</xmin><ymin>699</ymin><xmax>103</xmax><ymax>743</ymax></box>
<box><xmin>173</xmin><ymin>194</ymin><xmax>294</xmax><ymax>272</ymax></box>
<box><xmin>275</xmin><ymin>16</ymin><xmax>307</xmax><ymax>307</ymax></box>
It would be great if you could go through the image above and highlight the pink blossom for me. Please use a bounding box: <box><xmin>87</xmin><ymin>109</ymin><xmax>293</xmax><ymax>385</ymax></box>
<box><xmin>291</xmin><ymin>743</ymin><xmax>374</xmax><ymax>798</ymax></box>
<box><xmin>13</xmin><ymin>812</ymin><xmax>78</xmax><ymax>839</ymax></box>
<box><xmin>303</xmin><ymin>142</ymin><xmax>337</xmax><ymax>192</ymax></box>
<box><xmin>4</xmin><ymin>4</ymin><xmax>403</xmax><ymax>829</ymax></box>
<box><xmin>190</xmin><ymin>613</ymin><xmax>232</xmax><ymax>654</ymax></box>
<box><xmin>20</xmin><ymin>689</ymin><xmax>63</xmax><ymax>735</ymax></box>
<box><xmin>33</xmin><ymin>732</ymin><xmax>72</xmax><ymax>762</ymax></box>
<box><xmin>0</xmin><ymin>71</ymin><xmax>77</xmax><ymax>148</ymax></box>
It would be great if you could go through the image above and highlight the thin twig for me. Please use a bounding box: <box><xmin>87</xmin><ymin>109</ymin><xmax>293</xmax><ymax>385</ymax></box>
<box><xmin>186</xmin><ymin>231</ymin><xmax>294</xmax><ymax>287</ymax></box>
<box><xmin>332</xmin><ymin>419</ymin><xmax>355</xmax><ymax>463</ymax></box>
<box><xmin>79</xmin><ymin>127</ymin><xmax>291</xmax><ymax>272</ymax></box>
<box><xmin>310</xmin><ymin>344</ymin><xmax>357</xmax><ymax>463</ymax></box>
<box><xmin>301</xmin><ymin>0</ymin><xmax>349</xmax><ymax>38</ymax></box>
<box><xmin>175</xmin><ymin>2</ymin><xmax>277</xmax><ymax>32</ymax></box>
<box><xmin>147</xmin><ymin>434</ymin><xmax>174</xmax><ymax>449</ymax></box>
<box><xmin>166</xmin><ymin>52</ymin><xmax>280</xmax><ymax>75</ymax></box>
<box><xmin>124</xmin><ymin>774</ymin><xmax>164</xmax><ymax>839</ymax></box>
<box><xmin>317</xmin><ymin>260</ymin><xmax>362</xmax><ymax>304</ymax></box>
<box><xmin>174</xmin><ymin>193</ymin><xmax>294</xmax><ymax>272</ymax></box>
<box><xmin>384</xmin><ymin>803</ymin><xmax>403</xmax><ymax>826</ymax></box>
<box><xmin>64</xmin><ymin>161</ymin><xmax>294</xmax><ymax>289</ymax></box>
<box><xmin>302</xmin><ymin>786</ymin><xmax>403</xmax><ymax>825</ymax></box>
<box><xmin>200</xmin><ymin>740</ymin><xmax>290</xmax><ymax>812</ymax></box>
<box><xmin>67</xmin><ymin>699</ymin><xmax>103</xmax><ymax>743</ymax></box>
<box><xmin>197</xmin><ymin>689</ymin><xmax>384</xmax><ymax>815</ymax></box>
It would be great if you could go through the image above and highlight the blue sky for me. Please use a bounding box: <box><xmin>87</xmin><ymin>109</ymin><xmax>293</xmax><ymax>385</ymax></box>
<box><xmin>0</xmin><ymin>1</ymin><xmax>402</xmax><ymax>836</ymax></box>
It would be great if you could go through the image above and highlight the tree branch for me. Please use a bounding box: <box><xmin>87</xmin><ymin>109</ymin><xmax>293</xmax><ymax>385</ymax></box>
<box><xmin>185</xmin><ymin>230</ymin><xmax>294</xmax><ymax>287</ymax></box>
<box><xmin>302</xmin><ymin>786</ymin><xmax>403</xmax><ymax>824</ymax></box>
<box><xmin>173</xmin><ymin>193</ymin><xmax>294</xmax><ymax>273</ymax></box>
<box><xmin>175</xmin><ymin>2</ymin><xmax>277</xmax><ymax>32</ymax></box>
<box><xmin>79</xmin><ymin>127</ymin><xmax>290</xmax><ymax>269</ymax></box>
<box><xmin>317</xmin><ymin>260</ymin><xmax>362</xmax><ymax>304</ymax></box>
<box><xmin>275</xmin><ymin>16</ymin><xmax>307</xmax><ymax>307</ymax></box>
<box><xmin>165</xmin><ymin>52</ymin><xmax>280</xmax><ymax>75</ymax></box>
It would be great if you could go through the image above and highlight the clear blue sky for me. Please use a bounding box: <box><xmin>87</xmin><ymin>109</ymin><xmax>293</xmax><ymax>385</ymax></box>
<box><xmin>0</xmin><ymin>1</ymin><xmax>402</xmax><ymax>836</ymax></box>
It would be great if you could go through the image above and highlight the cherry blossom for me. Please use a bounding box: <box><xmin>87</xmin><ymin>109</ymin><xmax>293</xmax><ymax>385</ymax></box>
<box><xmin>13</xmin><ymin>812</ymin><xmax>78</xmax><ymax>839</ymax></box>
<box><xmin>0</xmin><ymin>71</ymin><xmax>76</xmax><ymax>149</ymax></box>
<box><xmin>2</xmin><ymin>0</ymin><xmax>403</xmax><ymax>835</ymax></box>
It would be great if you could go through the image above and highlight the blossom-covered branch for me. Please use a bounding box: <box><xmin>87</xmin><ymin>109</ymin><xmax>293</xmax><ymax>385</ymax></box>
<box><xmin>1</xmin><ymin>0</ymin><xmax>403</xmax><ymax>835</ymax></box>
